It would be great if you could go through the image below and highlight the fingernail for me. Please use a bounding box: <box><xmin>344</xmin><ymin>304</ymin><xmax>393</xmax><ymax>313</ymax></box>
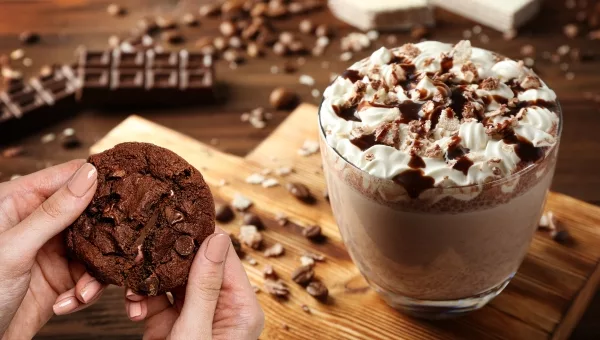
<box><xmin>68</xmin><ymin>163</ymin><xmax>97</xmax><ymax>197</ymax></box>
<box><xmin>204</xmin><ymin>233</ymin><xmax>230</xmax><ymax>263</ymax></box>
<box><xmin>80</xmin><ymin>279</ymin><xmax>102</xmax><ymax>303</ymax></box>
<box><xmin>53</xmin><ymin>296</ymin><xmax>77</xmax><ymax>315</ymax></box>
<box><xmin>129</xmin><ymin>302</ymin><xmax>142</xmax><ymax>319</ymax></box>
<box><xmin>126</xmin><ymin>288</ymin><xmax>136</xmax><ymax>299</ymax></box>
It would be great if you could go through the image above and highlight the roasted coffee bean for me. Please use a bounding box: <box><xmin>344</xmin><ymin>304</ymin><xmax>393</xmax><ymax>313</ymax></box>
<box><xmin>181</xmin><ymin>13</ymin><xmax>199</xmax><ymax>26</ymax></box>
<box><xmin>199</xmin><ymin>4</ymin><xmax>220</xmax><ymax>16</ymax></box>
<box><xmin>162</xmin><ymin>30</ymin><xmax>184</xmax><ymax>44</ymax></box>
<box><xmin>306</xmin><ymin>280</ymin><xmax>328</xmax><ymax>301</ymax></box>
<box><xmin>291</xmin><ymin>265</ymin><xmax>314</xmax><ymax>286</ymax></box>
<box><xmin>315</xmin><ymin>24</ymin><xmax>331</xmax><ymax>37</ymax></box>
<box><xmin>270</xmin><ymin>87</ymin><xmax>298</xmax><ymax>110</ymax></box>
<box><xmin>19</xmin><ymin>31</ymin><xmax>40</xmax><ymax>45</ymax></box>
<box><xmin>107</xmin><ymin>4</ymin><xmax>126</xmax><ymax>16</ymax></box>
<box><xmin>272</xmin><ymin>41</ymin><xmax>288</xmax><ymax>56</ymax></box>
<box><xmin>302</xmin><ymin>225</ymin><xmax>322</xmax><ymax>240</ymax></box>
<box><xmin>243</xmin><ymin>212</ymin><xmax>264</xmax><ymax>229</ymax></box>
<box><xmin>264</xmin><ymin>279</ymin><xmax>289</xmax><ymax>297</ymax></box>
<box><xmin>286</xmin><ymin>182</ymin><xmax>312</xmax><ymax>202</ymax></box>
<box><xmin>215</xmin><ymin>203</ymin><xmax>235</xmax><ymax>222</ymax></box>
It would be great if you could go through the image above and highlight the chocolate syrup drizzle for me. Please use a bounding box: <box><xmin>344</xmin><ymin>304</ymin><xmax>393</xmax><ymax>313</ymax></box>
<box><xmin>332</xmin><ymin>49</ymin><xmax>556</xmax><ymax>199</ymax></box>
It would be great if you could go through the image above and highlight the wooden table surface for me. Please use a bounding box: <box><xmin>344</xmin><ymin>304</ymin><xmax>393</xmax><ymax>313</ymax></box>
<box><xmin>0</xmin><ymin>0</ymin><xmax>598</xmax><ymax>339</ymax></box>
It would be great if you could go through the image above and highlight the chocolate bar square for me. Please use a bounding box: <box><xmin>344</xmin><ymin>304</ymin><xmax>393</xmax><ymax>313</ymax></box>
<box><xmin>179</xmin><ymin>50</ymin><xmax>213</xmax><ymax>69</ymax></box>
<box><xmin>112</xmin><ymin>50</ymin><xmax>146</xmax><ymax>69</ymax></box>
<box><xmin>146</xmin><ymin>69</ymin><xmax>178</xmax><ymax>89</ymax></box>
<box><xmin>110</xmin><ymin>69</ymin><xmax>144</xmax><ymax>89</ymax></box>
<box><xmin>180</xmin><ymin>69</ymin><xmax>212</xmax><ymax>89</ymax></box>
<box><xmin>78</xmin><ymin>50</ymin><xmax>112</xmax><ymax>68</ymax></box>
<box><xmin>146</xmin><ymin>50</ymin><xmax>179</xmax><ymax>69</ymax></box>
<box><xmin>2</xmin><ymin>90</ymin><xmax>47</xmax><ymax>118</ymax></box>
<box><xmin>82</xmin><ymin>69</ymin><xmax>110</xmax><ymax>88</ymax></box>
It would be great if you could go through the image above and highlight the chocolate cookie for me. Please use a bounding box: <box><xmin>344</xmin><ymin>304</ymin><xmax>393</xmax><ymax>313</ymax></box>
<box><xmin>66</xmin><ymin>142</ymin><xmax>215</xmax><ymax>295</ymax></box>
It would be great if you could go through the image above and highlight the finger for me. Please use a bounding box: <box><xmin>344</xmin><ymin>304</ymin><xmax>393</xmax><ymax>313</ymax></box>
<box><xmin>52</xmin><ymin>283</ymin><xmax>106</xmax><ymax>316</ymax></box>
<box><xmin>1</xmin><ymin>163</ymin><xmax>97</xmax><ymax>260</ymax></box>
<box><xmin>0</xmin><ymin>160</ymin><xmax>86</xmax><ymax>231</ymax></box>
<box><xmin>74</xmin><ymin>273</ymin><xmax>106</xmax><ymax>304</ymax></box>
<box><xmin>170</xmin><ymin>233</ymin><xmax>231</xmax><ymax>339</ymax></box>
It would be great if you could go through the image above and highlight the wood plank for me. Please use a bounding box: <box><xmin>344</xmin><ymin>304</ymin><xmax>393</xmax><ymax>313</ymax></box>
<box><xmin>90</xmin><ymin>106</ymin><xmax>600</xmax><ymax>340</ymax></box>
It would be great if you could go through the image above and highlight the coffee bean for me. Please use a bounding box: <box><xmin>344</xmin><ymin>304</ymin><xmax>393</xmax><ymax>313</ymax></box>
<box><xmin>264</xmin><ymin>279</ymin><xmax>289</xmax><ymax>297</ymax></box>
<box><xmin>19</xmin><ymin>31</ymin><xmax>40</xmax><ymax>45</ymax></box>
<box><xmin>272</xmin><ymin>41</ymin><xmax>288</xmax><ymax>56</ymax></box>
<box><xmin>247</xmin><ymin>42</ymin><xmax>263</xmax><ymax>58</ymax></box>
<box><xmin>270</xmin><ymin>87</ymin><xmax>298</xmax><ymax>110</ymax></box>
<box><xmin>291</xmin><ymin>265</ymin><xmax>314</xmax><ymax>286</ymax></box>
<box><xmin>213</xmin><ymin>37</ymin><xmax>228</xmax><ymax>51</ymax></box>
<box><xmin>315</xmin><ymin>24</ymin><xmax>331</xmax><ymax>37</ymax></box>
<box><xmin>299</xmin><ymin>19</ymin><xmax>314</xmax><ymax>34</ymax></box>
<box><xmin>162</xmin><ymin>30</ymin><xmax>184</xmax><ymax>44</ymax></box>
<box><xmin>243</xmin><ymin>212</ymin><xmax>264</xmax><ymax>229</ymax></box>
<box><xmin>137</xmin><ymin>17</ymin><xmax>159</xmax><ymax>35</ymax></box>
<box><xmin>199</xmin><ymin>4</ymin><xmax>220</xmax><ymax>16</ymax></box>
<box><xmin>302</xmin><ymin>225</ymin><xmax>322</xmax><ymax>240</ymax></box>
<box><xmin>230</xmin><ymin>234</ymin><xmax>243</xmax><ymax>255</ymax></box>
<box><xmin>107</xmin><ymin>3</ymin><xmax>126</xmax><ymax>16</ymax></box>
<box><xmin>156</xmin><ymin>16</ymin><xmax>177</xmax><ymax>30</ymax></box>
<box><xmin>282</xmin><ymin>61</ymin><xmax>297</xmax><ymax>73</ymax></box>
<box><xmin>263</xmin><ymin>264</ymin><xmax>278</xmax><ymax>279</ymax></box>
<box><xmin>61</xmin><ymin>135</ymin><xmax>82</xmax><ymax>149</ymax></box>
<box><xmin>221</xmin><ymin>0</ymin><xmax>244</xmax><ymax>15</ymax></box>
<box><xmin>306</xmin><ymin>280</ymin><xmax>328</xmax><ymax>301</ymax></box>
<box><xmin>229</xmin><ymin>36</ymin><xmax>244</xmax><ymax>49</ymax></box>
<box><xmin>288</xmin><ymin>41</ymin><xmax>306</xmax><ymax>54</ymax></box>
<box><xmin>267</xmin><ymin>3</ymin><xmax>287</xmax><ymax>18</ymax></box>
<box><xmin>220</xmin><ymin>21</ymin><xmax>237</xmax><ymax>37</ymax></box>
<box><xmin>215</xmin><ymin>203</ymin><xmax>235</xmax><ymax>222</ymax></box>
<box><xmin>257</xmin><ymin>30</ymin><xmax>277</xmax><ymax>46</ymax></box>
<box><xmin>181</xmin><ymin>13</ymin><xmax>199</xmax><ymax>26</ymax></box>
<box><xmin>251</xmin><ymin>2</ymin><xmax>268</xmax><ymax>17</ymax></box>
<box><xmin>551</xmin><ymin>229</ymin><xmax>570</xmax><ymax>243</ymax></box>
<box><xmin>242</xmin><ymin>22</ymin><xmax>261</xmax><ymax>40</ymax></box>
<box><xmin>279</xmin><ymin>32</ymin><xmax>294</xmax><ymax>45</ymax></box>
<box><xmin>223</xmin><ymin>49</ymin><xmax>244</xmax><ymax>63</ymax></box>
<box><xmin>286</xmin><ymin>182</ymin><xmax>312</xmax><ymax>202</ymax></box>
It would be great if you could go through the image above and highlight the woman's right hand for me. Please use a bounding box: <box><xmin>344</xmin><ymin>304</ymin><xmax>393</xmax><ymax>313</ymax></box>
<box><xmin>124</xmin><ymin>227</ymin><xmax>264</xmax><ymax>340</ymax></box>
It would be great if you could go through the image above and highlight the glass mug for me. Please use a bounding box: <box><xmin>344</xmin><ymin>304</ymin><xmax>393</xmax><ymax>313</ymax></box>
<box><xmin>318</xmin><ymin>99</ymin><xmax>561</xmax><ymax>319</ymax></box>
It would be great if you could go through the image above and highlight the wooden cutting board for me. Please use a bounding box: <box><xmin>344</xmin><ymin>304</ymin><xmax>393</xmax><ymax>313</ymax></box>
<box><xmin>91</xmin><ymin>104</ymin><xmax>600</xmax><ymax>340</ymax></box>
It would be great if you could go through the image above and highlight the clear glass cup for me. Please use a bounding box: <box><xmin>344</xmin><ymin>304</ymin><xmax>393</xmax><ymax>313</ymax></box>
<box><xmin>318</xmin><ymin>99</ymin><xmax>562</xmax><ymax>319</ymax></box>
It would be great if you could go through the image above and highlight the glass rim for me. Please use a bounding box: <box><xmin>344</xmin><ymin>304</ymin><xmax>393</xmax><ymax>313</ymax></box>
<box><xmin>317</xmin><ymin>93</ymin><xmax>563</xmax><ymax>190</ymax></box>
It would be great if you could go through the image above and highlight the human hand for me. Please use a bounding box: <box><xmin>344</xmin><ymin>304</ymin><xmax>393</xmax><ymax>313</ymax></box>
<box><xmin>124</xmin><ymin>227</ymin><xmax>264</xmax><ymax>340</ymax></box>
<box><xmin>0</xmin><ymin>160</ymin><xmax>106</xmax><ymax>340</ymax></box>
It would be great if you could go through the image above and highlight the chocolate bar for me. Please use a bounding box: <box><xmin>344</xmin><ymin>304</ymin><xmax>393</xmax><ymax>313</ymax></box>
<box><xmin>77</xmin><ymin>48</ymin><xmax>215</xmax><ymax>107</ymax></box>
<box><xmin>0</xmin><ymin>66</ymin><xmax>80</xmax><ymax>142</ymax></box>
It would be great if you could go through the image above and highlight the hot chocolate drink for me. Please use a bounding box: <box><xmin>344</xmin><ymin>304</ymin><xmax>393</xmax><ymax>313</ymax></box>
<box><xmin>319</xmin><ymin>40</ymin><xmax>561</xmax><ymax>318</ymax></box>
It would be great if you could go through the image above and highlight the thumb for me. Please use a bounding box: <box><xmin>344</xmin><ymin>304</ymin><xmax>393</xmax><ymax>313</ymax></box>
<box><xmin>170</xmin><ymin>233</ymin><xmax>231</xmax><ymax>340</ymax></box>
<box><xmin>1</xmin><ymin>163</ymin><xmax>97</xmax><ymax>264</ymax></box>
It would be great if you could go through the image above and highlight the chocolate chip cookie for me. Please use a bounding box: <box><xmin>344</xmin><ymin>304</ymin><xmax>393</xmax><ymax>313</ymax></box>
<box><xmin>66</xmin><ymin>142</ymin><xmax>215</xmax><ymax>295</ymax></box>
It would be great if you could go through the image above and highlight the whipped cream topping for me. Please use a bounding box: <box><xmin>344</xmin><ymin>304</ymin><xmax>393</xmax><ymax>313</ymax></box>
<box><xmin>320</xmin><ymin>40</ymin><xmax>560</xmax><ymax>198</ymax></box>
